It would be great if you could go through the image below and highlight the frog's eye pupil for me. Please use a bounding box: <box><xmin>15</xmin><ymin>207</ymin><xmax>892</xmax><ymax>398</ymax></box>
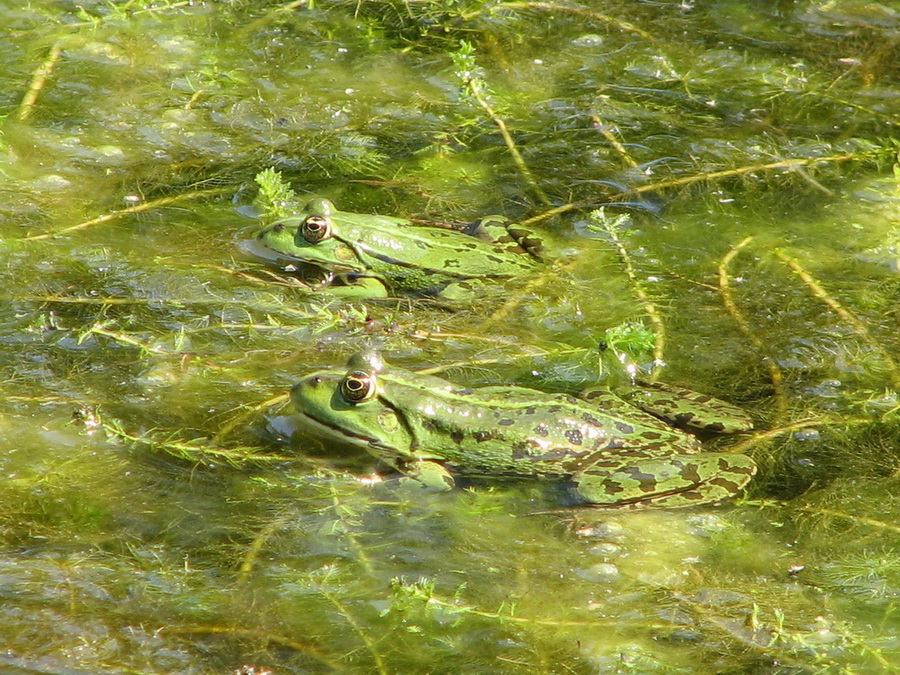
<box><xmin>301</xmin><ymin>215</ymin><xmax>332</xmax><ymax>243</ymax></box>
<box><xmin>341</xmin><ymin>371</ymin><xmax>374</xmax><ymax>403</ymax></box>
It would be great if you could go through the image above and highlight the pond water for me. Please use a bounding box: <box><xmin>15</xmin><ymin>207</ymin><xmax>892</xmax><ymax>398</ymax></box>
<box><xmin>1</xmin><ymin>1</ymin><xmax>899</xmax><ymax>673</ymax></box>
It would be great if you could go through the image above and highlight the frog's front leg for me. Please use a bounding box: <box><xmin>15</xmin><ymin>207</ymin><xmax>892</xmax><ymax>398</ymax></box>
<box><xmin>572</xmin><ymin>452</ymin><xmax>757</xmax><ymax>508</ymax></box>
<box><xmin>396</xmin><ymin>459</ymin><xmax>456</xmax><ymax>493</ymax></box>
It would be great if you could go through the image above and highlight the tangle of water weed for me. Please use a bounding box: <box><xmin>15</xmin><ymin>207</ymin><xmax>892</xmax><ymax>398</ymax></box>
<box><xmin>717</xmin><ymin>236</ymin><xmax>788</xmax><ymax>423</ymax></box>
<box><xmin>17</xmin><ymin>2</ymin><xmax>195</xmax><ymax>121</ymax></box>
<box><xmin>795</xmin><ymin>506</ymin><xmax>900</xmax><ymax>536</ymax></box>
<box><xmin>483</xmin><ymin>258</ymin><xmax>578</xmax><ymax>326</ymax></box>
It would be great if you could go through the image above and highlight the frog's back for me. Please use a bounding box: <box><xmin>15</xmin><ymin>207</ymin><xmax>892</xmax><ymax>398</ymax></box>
<box><xmin>395</xmin><ymin>385</ymin><xmax>698</xmax><ymax>478</ymax></box>
<box><xmin>339</xmin><ymin>219</ymin><xmax>538</xmax><ymax>279</ymax></box>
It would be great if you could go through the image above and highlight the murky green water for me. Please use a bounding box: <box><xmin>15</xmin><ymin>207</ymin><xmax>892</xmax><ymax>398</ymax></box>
<box><xmin>1</xmin><ymin>1</ymin><xmax>898</xmax><ymax>673</ymax></box>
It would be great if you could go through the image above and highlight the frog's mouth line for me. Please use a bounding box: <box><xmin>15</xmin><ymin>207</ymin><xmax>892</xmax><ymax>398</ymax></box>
<box><xmin>294</xmin><ymin>398</ymin><xmax>418</xmax><ymax>462</ymax></box>
<box><xmin>238</xmin><ymin>238</ymin><xmax>362</xmax><ymax>273</ymax></box>
<box><xmin>294</xmin><ymin>410</ymin><xmax>380</xmax><ymax>449</ymax></box>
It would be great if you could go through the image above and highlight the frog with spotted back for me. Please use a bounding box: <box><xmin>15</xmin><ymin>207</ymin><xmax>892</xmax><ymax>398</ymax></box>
<box><xmin>290</xmin><ymin>350</ymin><xmax>756</xmax><ymax>507</ymax></box>
<box><xmin>246</xmin><ymin>198</ymin><xmax>546</xmax><ymax>299</ymax></box>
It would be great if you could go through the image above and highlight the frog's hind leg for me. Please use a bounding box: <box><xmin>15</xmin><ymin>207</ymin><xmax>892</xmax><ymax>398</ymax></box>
<box><xmin>573</xmin><ymin>453</ymin><xmax>756</xmax><ymax>508</ymax></box>
<box><xmin>634</xmin><ymin>453</ymin><xmax>757</xmax><ymax>507</ymax></box>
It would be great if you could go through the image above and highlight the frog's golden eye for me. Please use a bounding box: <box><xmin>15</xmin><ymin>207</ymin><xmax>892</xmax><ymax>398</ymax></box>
<box><xmin>300</xmin><ymin>215</ymin><xmax>332</xmax><ymax>244</ymax></box>
<box><xmin>340</xmin><ymin>370</ymin><xmax>376</xmax><ymax>403</ymax></box>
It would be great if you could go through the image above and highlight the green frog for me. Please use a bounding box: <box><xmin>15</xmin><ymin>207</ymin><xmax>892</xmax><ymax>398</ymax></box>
<box><xmin>248</xmin><ymin>198</ymin><xmax>545</xmax><ymax>299</ymax></box>
<box><xmin>290</xmin><ymin>350</ymin><xmax>757</xmax><ymax>508</ymax></box>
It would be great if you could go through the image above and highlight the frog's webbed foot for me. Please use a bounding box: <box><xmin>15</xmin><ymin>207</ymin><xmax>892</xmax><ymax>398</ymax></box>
<box><xmin>321</xmin><ymin>275</ymin><xmax>391</xmax><ymax>298</ymax></box>
<box><xmin>435</xmin><ymin>280</ymin><xmax>481</xmax><ymax>302</ymax></box>
<box><xmin>397</xmin><ymin>459</ymin><xmax>456</xmax><ymax>493</ymax></box>
<box><xmin>467</xmin><ymin>216</ymin><xmax>546</xmax><ymax>261</ymax></box>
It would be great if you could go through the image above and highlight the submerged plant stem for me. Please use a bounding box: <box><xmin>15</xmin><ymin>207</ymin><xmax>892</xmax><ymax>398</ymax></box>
<box><xmin>471</xmin><ymin>3</ymin><xmax>654</xmax><ymax>39</ymax></box>
<box><xmin>409</xmin><ymin>585</ymin><xmax>668</xmax><ymax>628</ymax></box>
<box><xmin>463</xmin><ymin>77</ymin><xmax>551</xmax><ymax>206</ymax></box>
<box><xmin>22</xmin><ymin>187</ymin><xmax>232</xmax><ymax>241</ymax></box>
<box><xmin>602</xmin><ymin>217</ymin><xmax>666</xmax><ymax>373</ymax></box>
<box><xmin>625</xmin><ymin>154</ymin><xmax>859</xmax><ymax>196</ymax></box>
<box><xmin>775</xmin><ymin>250</ymin><xmax>900</xmax><ymax>391</ymax></box>
<box><xmin>212</xmin><ymin>393</ymin><xmax>290</xmax><ymax>444</ymax></box>
<box><xmin>165</xmin><ymin>625</ymin><xmax>336</xmax><ymax>668</ymax></box>
<box><xmin>796</xmin><ymin>506</ymin><xmax>900</xmax><ymax>535</ymax></box>
<box><xmin>18</xmin><ymin>40</ymin><xmax>63</xmax><ymax>122</ymax></box>
<box><xmin>727</xmin><ymin>416</ymin><xmax>872</xmax><ymax>454</ymax></box>
<box><xmin>323</xmin><ymin>591</ymin><xmax>388</xmax><ymax>675</ymax></box>
<box><xmin>717</xmin><ymin>237</ymin><xmax>787</xmax><ymax>422</ymax></box>
<box><xmin>591</xmin><ymin>115</ymin><xmax>638</xmax><ymax>169</ymax></box>
<box><xmin>104</xmin><ymin>422</ymin><xmax>291</xmax><ymax>465</ymax></box>
<box><xmin>237</xmin><ymin>514</ymin><xmax>291</xmax><ymax>586</ymax></box>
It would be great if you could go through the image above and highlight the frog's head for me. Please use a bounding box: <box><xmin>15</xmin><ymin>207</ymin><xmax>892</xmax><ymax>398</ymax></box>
<box><xmin>255</xmin><ymin>198</ymin><xmax>367</xmax><ymax>272</ymax></box>
<box><xmin>291</xmin><ymin>350</ymin><xmax>414</xmax><ymax>461</ymax></box>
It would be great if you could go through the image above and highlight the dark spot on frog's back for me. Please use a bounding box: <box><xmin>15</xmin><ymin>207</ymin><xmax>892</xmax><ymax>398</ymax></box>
<box><xmin>451</xmin><ymin>430</ymin><xmax>464</xmax><ymax>444</ymax></box>
<box><xmin>724</xmin><ymin>459</ymin><xmax>756</xmax><ymax>475</ymax></box>
<box><xmin>498</xmin><ymin>418</ymin><xmax>515</xmax><ymax>426</ymax></box>
<box><xmin>564</xmin><ymin>429</ymin><xmax>583</xmax><ymax>445</ymax></box>
<box><xmin>615</xmin><ymin>422</ymin><xmax>634</xmax><ymax>434</ymax></box>
<box><xmin>513</xmin><ymin>446</ymin><xmax>587</xmax><ymax>461</ymax></box>
<box><xmin>673</xmin><ymin>412</ymin><xmax>696</xmax><ymax>427</ymax></box>
<box><xmin>623</xmin><ymin>467</ymin><xmax>659</xmax><ymax>492</ymax></box>
<box><xmin>581</xmin><ymin>412</ymin><xmax>603</xmax><ymax>426</ymax></box>
<box><xmin>473</xmin><ymin>431</ymin><xmax>494</xmax><ymax>442</ymax></box>
<box><xmin>710</xmin><ymin>476</ymin><xmax>740</xmax><ymax>491</ymax></box>
<box><xmin>677</xmin><ymin>462</ymin><xmax>702</xmax><ymax>484</ymax></box>
<box><xmin>602</xmin><ymin>480</ymin><xmax>625</xmax><ymax>495</ymax></box>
